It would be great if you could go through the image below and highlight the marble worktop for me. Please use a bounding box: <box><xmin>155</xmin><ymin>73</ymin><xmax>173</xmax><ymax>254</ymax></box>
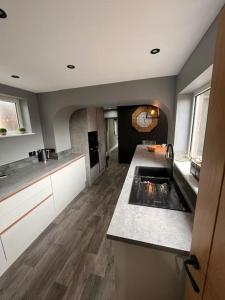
<box><xmin>107</xmin><ymin>145</ymin><xmax>193</xmax><ymax>255</ymax></box>
<box><xmin>0</xmin><ymin>153</ymin><xmax>85</xmax><ymax>202</ymax></box>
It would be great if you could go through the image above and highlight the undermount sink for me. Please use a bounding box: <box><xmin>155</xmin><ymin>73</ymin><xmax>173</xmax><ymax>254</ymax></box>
<box><xmin>135</xmin><ymin>166</ymin><xmax>170</xmax><ymax>178</ymax></box>
<box><xmin>129</xmin><ymin>166</ymin><xmax>190</xmax><ymax>212</ymax></box>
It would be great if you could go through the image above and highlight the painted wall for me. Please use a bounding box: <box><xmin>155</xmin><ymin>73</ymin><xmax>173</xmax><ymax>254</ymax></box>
<box><xmin>38</xmin><ymin>76</ymin><xmax>176</xmax><ymax>153</ymax></box>
<box><xmin>174</xmin><ymin>18</ymin><xmax>218</xmax><ymax>157</ymax></box>
<box><xmin>0</xmin><ymin>83</ymin><xmax>44</xmax><ymax>166</ymax></box>
<box><xmin>118</xmin><ymin>105</ymin><xmax>168</xmax><ymax>163</ymax></box>
<box><xmin>176</xmin><ymin>19</ymin><xmax>217</xmax><ymax>94</ymax></box>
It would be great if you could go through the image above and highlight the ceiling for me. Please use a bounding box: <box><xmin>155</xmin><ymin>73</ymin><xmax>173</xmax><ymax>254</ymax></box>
<box><xmin>0</xmin><ymin>0</ymin><xmax>224</xmax><ymax>93</ymax></box>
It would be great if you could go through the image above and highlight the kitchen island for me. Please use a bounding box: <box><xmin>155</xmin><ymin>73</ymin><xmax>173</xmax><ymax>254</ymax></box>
<box><xmin>107</xmin><ymin>145</ymin><xmax>193</xmax><ymax>300</ymax></box>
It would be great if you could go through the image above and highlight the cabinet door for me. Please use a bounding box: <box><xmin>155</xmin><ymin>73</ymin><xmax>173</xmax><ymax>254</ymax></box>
<box><xmin>51</xmin><ymin>157</ymin><xmax>86</xmax><ymax>214</ymax></box>
<box><xmin>1</xmin><ymin>195</ymin><xmax>54</xmax><ymax>265</ymax></box>
<box><xmin>0</xmin><ymin>238</ymin><xmax>7</xmax><ymax>277</ymax></box>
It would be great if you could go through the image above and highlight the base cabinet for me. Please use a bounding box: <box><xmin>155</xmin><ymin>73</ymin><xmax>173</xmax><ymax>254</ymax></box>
<box><xmin>0</xmin><ymin>239</ymin><xmax>7</xmax><ymax>276</ymax></box>
<box><xmin>1</xmin><ymin>196</ymin><xmax>55</xmax><ymax>266</ymax></box>
<box><xmin>0</xmin><ymin>156</ymin><xmax>86</xmax><ymax>278</ymax></box>
<box><xmin>113</xmin><ymin>240</ymin><xmax>187</xmax><ymax>300</ymax></box>
<box><xmin>51</xmin><ymin>157</ymin><xmax>86</xmax><ymax>214</ymax></box>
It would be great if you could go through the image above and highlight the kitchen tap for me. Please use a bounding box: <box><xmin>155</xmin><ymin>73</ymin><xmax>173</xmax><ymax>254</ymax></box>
<box><xmin>166</xmin><ymin>144</ymin><xmax>174</xmax><ymax>179</ymax></box>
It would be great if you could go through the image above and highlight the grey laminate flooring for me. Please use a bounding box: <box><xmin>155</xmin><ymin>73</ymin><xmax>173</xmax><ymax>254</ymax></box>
<box><xmin>0</xmin><ymin>155</ymin><xmax>128</xmax><ymax>300</ymax></box>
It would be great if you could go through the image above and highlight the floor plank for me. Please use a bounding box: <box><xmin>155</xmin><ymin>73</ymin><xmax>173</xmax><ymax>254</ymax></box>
<box><xmin>0</xmin><ymin>149</ymin><xmax>128</xmax><ymax>300</ymax></box>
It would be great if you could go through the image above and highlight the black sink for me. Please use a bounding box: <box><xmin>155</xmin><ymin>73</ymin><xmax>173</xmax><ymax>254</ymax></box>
<box><xmin>129</xmin><ymin>166</ymin><xmax>190</xmax><ymax>212</ymax></box>
<box><xmin>135</xmin><ymin>166</ymin><xmax>170</xmax><ymax>178</ymax></box>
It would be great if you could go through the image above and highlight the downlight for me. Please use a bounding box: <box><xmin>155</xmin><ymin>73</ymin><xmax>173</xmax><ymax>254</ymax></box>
<box><xmin>150</xmin><ymin>48</ymin><xmax>160</xmax><ymax>54</ymax></box>
<box><xmin>0</xmin><ymin>8</ymin><xmax>7</xmax><ymax>18</ymax></box>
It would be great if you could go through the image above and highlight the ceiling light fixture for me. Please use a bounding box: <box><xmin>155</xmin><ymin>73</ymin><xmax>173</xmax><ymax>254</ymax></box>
<box><xmin>67</xmin><ymin>65</ymin><xmax>75</xmax><ymax>69</ymax></box>
<box><xmin>0</xmin><ymin>8</ymin><xmax>7</xmax><ymax>18</ymax></box>
<box><xmin>150</xmin><ymin>48</ymin><xmax>160</xmax><ymax>54</ymax></box>
<box><xmin>11</xmin><ymin>75</ymin><xmax>20</xmax><ymax>78</ymax></box>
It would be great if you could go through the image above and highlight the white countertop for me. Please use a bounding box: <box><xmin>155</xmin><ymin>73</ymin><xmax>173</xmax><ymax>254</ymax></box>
<box><xmin>107</xmin><ymin>145</ymin><xmax>193</xmax><ymax>255</ymax></box>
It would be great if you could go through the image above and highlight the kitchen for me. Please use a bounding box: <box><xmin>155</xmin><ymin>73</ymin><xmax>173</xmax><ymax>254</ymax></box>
<box><xmin>0</xmin><ymin>1</ymin><xmax>225</xmax><ymax>299</ymax></box>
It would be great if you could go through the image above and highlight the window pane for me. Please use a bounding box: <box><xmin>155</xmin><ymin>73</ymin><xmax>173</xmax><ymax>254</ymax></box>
<box><xmin>191</xmin><ymin>89</ymin><xmax>210</xmax><ymax>160</ymax></box>
<box><xmin>0</xmin><ymin>100</ymin><xmax>19</xmax><ymax>131</ymax></box>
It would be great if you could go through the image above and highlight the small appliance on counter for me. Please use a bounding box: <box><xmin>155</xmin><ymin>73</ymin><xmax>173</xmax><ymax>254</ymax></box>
<box><xmin>190</xmin><ymin>159</ymin><xmax>201</xmax><ymax>181</ymax></box>
<box><xmin>45</xmin><ymin>148</ymin><xmax>56</xmax><ymax>159</ymax></box>
<box><xmin>37</xmin><ymin>149</ymin><xmax>48</xmax><ymax>163</ymax></box>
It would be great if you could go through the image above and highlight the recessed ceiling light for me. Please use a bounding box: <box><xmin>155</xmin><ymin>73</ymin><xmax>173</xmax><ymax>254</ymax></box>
<box><xmin>67</xmin><ymin>65</ymin><xmax>75</xmax><ymax>69</ymax></box>
<box><xmin>11</xmin><ymin>75</ymin><xmax>20</xmax><ymax>79</ymax></box>
<box><xmin>0</xmin><ymin>8</ymin><xmax>7</xmax><ymax>18</ymax></box>
<box><xmin>150</xmin><ymin>48</ymin><xmax>160</xmax><ymax>54</ymax></box>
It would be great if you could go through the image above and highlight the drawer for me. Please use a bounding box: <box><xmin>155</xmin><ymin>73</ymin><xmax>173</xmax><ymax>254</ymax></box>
<box><xmin>0</xmin><ymin>238</ymin><xmax>7</xmax><ymax>277</ymax></box>
<box><xmin>0</xmin><ymin>176</ymin><xmax>52</xmax><ymax>234</ymax></box>
<box><xmin>1</xmin><ymin>195</ymin><xmax>55</xmax><ymax>264</ymax></box>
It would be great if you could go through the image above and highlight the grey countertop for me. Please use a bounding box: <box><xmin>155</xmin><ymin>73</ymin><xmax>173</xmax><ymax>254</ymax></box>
<box><xmin>107</xmin><ymin>145</ymin><xmax>193</xmax><ymax>255</ymax></box>
<box><xmin>0</xmin><ymin>153</ymin><xmax>85</xmax><ymax>202</ymax></box>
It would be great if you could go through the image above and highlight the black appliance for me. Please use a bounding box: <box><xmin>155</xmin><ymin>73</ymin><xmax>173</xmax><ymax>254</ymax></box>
<box><xmin>37</xmin><ymin>149</ymin><xmax>48</xmax><ymax>163</ymax></box>
<box><xmin>88</xmin><ymin>131</ymin><xmax>99</xmax><ymax>168</ymax></box>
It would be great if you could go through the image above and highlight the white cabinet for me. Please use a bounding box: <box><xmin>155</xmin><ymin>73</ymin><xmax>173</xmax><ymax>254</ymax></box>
<box><xmin>0</xmin><ymin>176</ymin><xmax>52</xmax><ymax>234</ymax></box>
<box><xmin>0</xmin><ymin>156</ymin><xmax>86</xmax><ymax>278</ymax></box>
<box><xmin>0</xmin><ymin>238</ymin><xmax>7</xmax><ymax>277</ymax></box>
<box><xmin>51</xmin><ymin>157</ymin><xmax>86</xmax><ymax>214</ymax></box>
<box><xmin>1</xmin><ymin>195</ymin><xmax>55</xmax><ymax>265</ymax></box>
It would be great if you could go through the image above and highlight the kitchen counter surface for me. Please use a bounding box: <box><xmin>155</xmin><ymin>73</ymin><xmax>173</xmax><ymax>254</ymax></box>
<box><xmin>107</xmin><ymin>145</ymin><xmax>193</xmax><ymax>255</ymax></box>
<box><xmin>0</xmin><ymin>153</ymin><xmax>85</xmax><ymax>202</ymax></box>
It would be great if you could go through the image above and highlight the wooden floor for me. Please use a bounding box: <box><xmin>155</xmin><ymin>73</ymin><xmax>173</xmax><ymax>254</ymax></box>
<box><xmin>0</xmin><ymin>150</ymin><xmax>128</xmax><ymax>300</ymax></box>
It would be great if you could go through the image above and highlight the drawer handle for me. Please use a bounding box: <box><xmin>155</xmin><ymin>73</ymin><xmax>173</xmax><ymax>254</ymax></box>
<box><xmin>184</xmin><ymin>255</ymin><xmax>200</xmax><ymax>293</ymax></box>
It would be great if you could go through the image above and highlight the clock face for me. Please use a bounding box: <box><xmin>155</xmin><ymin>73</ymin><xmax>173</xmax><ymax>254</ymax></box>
<box><xmin>132</xmin><ymin>106</ymin><xmax>158</xmax><ymax>133</ymax></box>
<box><xmin>136</xmin><ymin>112</ymin><xmax>152</xmax><ymax>128</ymax></box>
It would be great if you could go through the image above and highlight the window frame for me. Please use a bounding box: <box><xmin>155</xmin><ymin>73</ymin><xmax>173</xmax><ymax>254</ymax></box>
<box><xmin>0</xmin><ymin>94</ymin><xmax>24</xmax><ymax>133</ymax></box>
<box><xmin>188</xmin><ymin>85</ymin><xmax>211</xmax><ymax>160</ymax></box>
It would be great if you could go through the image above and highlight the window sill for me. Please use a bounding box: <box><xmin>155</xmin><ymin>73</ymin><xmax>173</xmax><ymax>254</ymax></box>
<box><xmin>0</xmin><ymin>133</ymin><xmax>35</xmax><ymax>139</ymax></box>
<box><xmin>174</xmin><ymin>160</ymin><xmax>199</xmax><ymax>195</ymax></box>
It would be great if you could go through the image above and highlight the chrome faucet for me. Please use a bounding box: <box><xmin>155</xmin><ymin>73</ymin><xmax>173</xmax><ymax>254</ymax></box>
<box><xmin>166</xmin><ymin>144</ymin><xmax>174</xmax><ymax>179</ymax></box>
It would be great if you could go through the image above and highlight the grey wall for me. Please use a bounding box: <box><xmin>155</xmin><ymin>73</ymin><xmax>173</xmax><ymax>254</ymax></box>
<box><xmin>0</xmin><ymin>83</ymin><xmax>44</xmax><ymax>166</ymax></box>
<box><xmin>174</xmin><ymin>18</ymin><xmax>218</xmax><ymax>157</ymax></box>
<box><xmin>38</xmin><ymin>76</ymin><xmax>176</xmax><ymax>153</ymax></box>
<box><xmin>176</xmin><ymin>20</ymin><xmax>217</xmax><ymax>94</ymax></box>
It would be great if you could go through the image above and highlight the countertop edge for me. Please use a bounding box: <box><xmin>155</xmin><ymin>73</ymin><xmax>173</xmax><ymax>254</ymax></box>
<box><xmin>0</xmin><ymin>154</ymin><xmax>85</xmax><ymax>202</ymax></box>
<box><xmin>106</xmin><ymin>233</ymin><xmax>190</xmax><ymax>256</ymax></box>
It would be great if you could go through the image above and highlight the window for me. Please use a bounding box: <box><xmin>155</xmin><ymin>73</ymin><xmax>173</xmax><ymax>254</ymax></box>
<box><xmin>189</xmin><ymin>88</ymin><xmax>210</xmax><ymax>161</ymax></box>
<box><xmin>0</xmin><ymin>96</ymin><xmax>23</xmax><ymax>133</ymax></box>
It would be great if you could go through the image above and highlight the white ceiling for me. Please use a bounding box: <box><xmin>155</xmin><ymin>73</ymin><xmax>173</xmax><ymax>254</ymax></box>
<box><xmin>0</xmin><ymin>0</ymin><xmax>224</xmax><ymax>93</ymax></box>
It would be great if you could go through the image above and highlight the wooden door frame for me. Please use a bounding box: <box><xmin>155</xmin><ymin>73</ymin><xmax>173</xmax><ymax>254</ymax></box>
<box><xmin>184</xmin><ymin>5</ymin><xmax>225</xmax><ymax>299</ymax></box>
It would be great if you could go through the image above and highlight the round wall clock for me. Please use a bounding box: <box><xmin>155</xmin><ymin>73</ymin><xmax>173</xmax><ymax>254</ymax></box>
<box><xmin>132</xmin><ymin>106</ymin><xmax>159</xmax><ymax>133</ymax></box>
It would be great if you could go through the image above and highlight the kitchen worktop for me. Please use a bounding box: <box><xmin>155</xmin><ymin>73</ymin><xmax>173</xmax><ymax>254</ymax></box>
<box><xmin>107</xmin><ymin>145</ymin><xmax>193</xmax><ymax>255</ymax></box>
<box><xmin>0</xmin><ymin>153</ymin><xmax>85</xmax><ymax>202</ymax></box>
